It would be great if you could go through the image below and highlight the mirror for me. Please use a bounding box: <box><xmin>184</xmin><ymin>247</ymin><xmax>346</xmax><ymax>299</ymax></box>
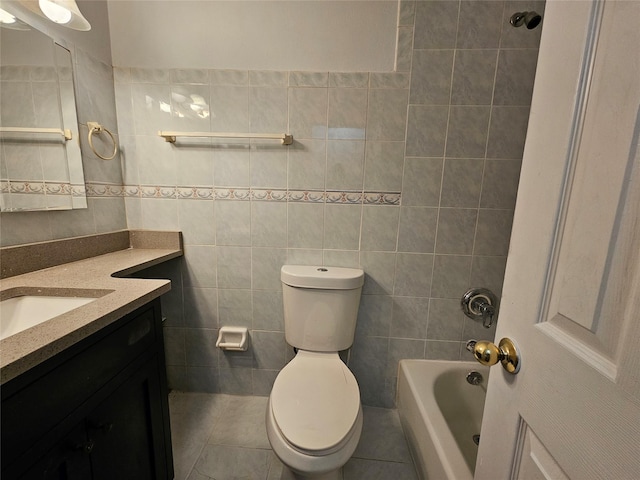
<box><xmin>0</xmin><ymin>21</ymin><xmax>86</xmax><ymax>212</ymax></box>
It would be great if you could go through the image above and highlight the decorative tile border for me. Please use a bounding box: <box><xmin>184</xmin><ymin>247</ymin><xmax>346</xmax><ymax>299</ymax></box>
<box><xmin>251</xmin><ymin>189</ymin><xmax>287</xmax><ymax>201</ymax></box>
<box><xmin>326</xmin><ymin>191</ymin><xmax>363</xmax><ymax>204</ymax></box>
<box><xmin>215</xmin><ymin>188</ymin><xmax>251</xmax><ymax>201</ymax></box>
<box><xmin>71</xmin><ymin>185</ymin><xmax>87</xmax><ymax>198</ymax></box>
<box><xmin>288</xmin><ymin>190</ymin><xmax>325</xmax><ymax>203</ymax></box>
<box><xmin>83</xmin><ymin>183</ymin><xmax>401</xmax><ymax>205</ymax></box>
<box><xmin>123</xmin><ymin>185</ymin><xmax>141</xmax><ymax>197</ymax></box>
<box><xmin>2</xmin><ymin>180</ymin><xmax>85</xmax><ymax>197</ymax></box>
<box><xmin>85</xmin><ymin>183</ymin><xmax>123</xmax><ymax>197</ymax></box>
<box><xmin>9</xmin><ymin>181</ymin><xmax>44</xmax><ymax>194</ymax></box>
<box><xmin>140</xmin><ymin>186</ymin><xmax>178</xmax><ymax>198</ymax></box>
<box><xmin>177</xmin><ymin>187</ymin><xmax>214</xmax><ymax>200</ymax></box>
<box><xmin>364</xmin><ymin>192</ymin><xmax>401</xmax><ymax>205</ymax></box>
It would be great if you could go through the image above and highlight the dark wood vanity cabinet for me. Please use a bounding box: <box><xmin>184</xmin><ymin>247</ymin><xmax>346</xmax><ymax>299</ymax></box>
<box><xmin>1</xmin><ymin>299</ymin><xmax>174</xmax><ymax>480</ymax></box>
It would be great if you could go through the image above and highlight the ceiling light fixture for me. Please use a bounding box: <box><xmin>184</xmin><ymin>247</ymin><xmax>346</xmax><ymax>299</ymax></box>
<box><xmin>0</xmin><ymin>7</ymin><xmax>31</xmax><ymax>29</ymax></box>
<box><xmin>37</xmin><ymin>0</ymin><xmax>90</xmax><ymax>30</ymax></box>
<box><xmin>0</xmin><ymin>7</ymin><xmax>17</xmax><ymax>23</ymax></box>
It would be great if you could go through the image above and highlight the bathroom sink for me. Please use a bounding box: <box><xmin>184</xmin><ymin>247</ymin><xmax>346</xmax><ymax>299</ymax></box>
<box><xmin>0</xmin><ymin>295</ymin><xmax>97</xmax><ymax>341</ymax></box>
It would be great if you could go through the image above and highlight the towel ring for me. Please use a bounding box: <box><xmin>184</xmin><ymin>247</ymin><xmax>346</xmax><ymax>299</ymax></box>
<box><xmin>87</xmin><ymin>121</ymin><xmax>118</xmax><ymax>160</ymax></box>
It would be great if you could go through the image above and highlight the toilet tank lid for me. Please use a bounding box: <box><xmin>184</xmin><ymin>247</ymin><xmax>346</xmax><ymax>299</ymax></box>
<box><xmin>281</xmin><ymin>265</ymin><xmax>364</xmax><ymax>289</ymax></box>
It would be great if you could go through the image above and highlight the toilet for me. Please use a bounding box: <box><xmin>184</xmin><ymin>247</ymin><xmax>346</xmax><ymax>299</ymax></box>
<box><xmin>266</xmin><ymin>265</ymin><xmax>365</xmax><ymax>480</ymax></box>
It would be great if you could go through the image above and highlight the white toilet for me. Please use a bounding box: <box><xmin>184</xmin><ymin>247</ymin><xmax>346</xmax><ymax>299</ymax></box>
<box><xmin>266</xmin><ymin>265</ymin><xmax>365</xmax><ymax>480</ymax></box>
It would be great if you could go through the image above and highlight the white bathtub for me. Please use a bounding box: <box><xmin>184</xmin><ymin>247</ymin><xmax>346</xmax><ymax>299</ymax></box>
<box><xmin>397</xmin><ymin>360</ymin><xmax>489</xmax><ymax>480</ymax></box>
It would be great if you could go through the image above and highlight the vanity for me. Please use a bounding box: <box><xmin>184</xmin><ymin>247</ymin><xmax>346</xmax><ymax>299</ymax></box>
<box><xmin>0</xmin><ymin>230</ymin><xmax>182</xmax><ymax>480</ymax></box>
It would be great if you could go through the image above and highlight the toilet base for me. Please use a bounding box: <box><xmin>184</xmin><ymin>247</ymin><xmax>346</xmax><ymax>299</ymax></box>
<box><xmin>279</xmin><ymin>465</ymin><xmax>343</xmax><ymax>480</ymax></box>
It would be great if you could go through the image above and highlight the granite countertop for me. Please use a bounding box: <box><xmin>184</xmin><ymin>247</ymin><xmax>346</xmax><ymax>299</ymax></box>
<box><xmin>0</xmin><ymin>231</ymin><xmax>183</xmax><ymax>384</ymax></box>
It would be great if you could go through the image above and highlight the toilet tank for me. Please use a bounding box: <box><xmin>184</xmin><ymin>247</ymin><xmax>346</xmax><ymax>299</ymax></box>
<box><xmin>281</xmin><ymin>265</ymin><xmax>365</xmax><ymax>352</ymax></box>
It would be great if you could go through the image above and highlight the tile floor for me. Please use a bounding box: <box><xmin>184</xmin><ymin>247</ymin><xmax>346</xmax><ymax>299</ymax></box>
<box><xmin>169</xmin><ymin>392</ymin><xmax>418</xmax><ymax>480</ymax></box>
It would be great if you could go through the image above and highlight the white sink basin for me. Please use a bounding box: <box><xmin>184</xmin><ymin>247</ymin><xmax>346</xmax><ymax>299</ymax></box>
<box><xmin>0</xmin><ymin>295</ymin><xmax>97</xmax><ymax>341</ymax></box>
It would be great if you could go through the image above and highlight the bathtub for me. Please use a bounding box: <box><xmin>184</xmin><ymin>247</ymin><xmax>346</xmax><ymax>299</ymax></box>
<box><xmin>397</xmin><ymin>360</ymin><xmax>489</xmax><ymax>480</ymax></box>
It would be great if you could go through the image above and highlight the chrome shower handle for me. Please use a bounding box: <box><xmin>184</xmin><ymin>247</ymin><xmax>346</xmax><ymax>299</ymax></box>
<box><xmin>461</xmin><ymin>288</ymin><xmax>498</xmax><ymax>329</ymax></box>
<box><xmin>477</xmin><ymin>302</ymin><xmax>495</xmax><ymax>328</ymax></box>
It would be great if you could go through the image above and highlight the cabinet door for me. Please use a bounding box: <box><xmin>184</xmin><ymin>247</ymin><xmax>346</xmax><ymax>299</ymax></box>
<box><xmin>2</xmin><ymin>305</ymin><xmax>156</xmax><ymax>467</ymax></box>
<box><xmin>20</xmin><ymin>422</ymin><xmax>93</xmax><ymax>480</ymax></box>
<box><xmin>87</xmin><ymin>356</ymin><xmax>170</xmax><ymax>480</ymax></box>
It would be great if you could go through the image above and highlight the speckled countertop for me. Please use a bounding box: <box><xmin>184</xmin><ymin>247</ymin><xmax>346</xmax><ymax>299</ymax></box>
<box><xmin>0</xmin><ymin>231</ymin><xmax>183</xmax><ymax>384</ymax></box>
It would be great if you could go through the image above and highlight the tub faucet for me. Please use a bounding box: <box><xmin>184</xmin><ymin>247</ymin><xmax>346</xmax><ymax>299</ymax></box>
<box><xmin>466</xmin><ymin>339</ymin><xmax>477</xmax><ymax>353</ymax></box>
<box><xmin>466</xmin><ymin>371</ymin><xmax>483</xmax><ymax>386</ymax></box>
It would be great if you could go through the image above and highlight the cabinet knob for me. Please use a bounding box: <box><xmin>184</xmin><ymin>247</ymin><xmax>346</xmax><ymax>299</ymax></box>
<box><xmin>90</xmin><ymin>421</ymin><xmax>114</xmax><ymax>433</ymax></box>
<box><xmin>75</xmin><ymin>439</ymin><xmax>95</xmax><ymax>454</ymax></box>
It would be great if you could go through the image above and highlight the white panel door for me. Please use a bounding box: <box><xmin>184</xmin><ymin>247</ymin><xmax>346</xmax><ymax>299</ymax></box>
<box><xmin>475</xmin><ymin>0</ymin><xmax>640</xmax><ymax>478</ymax></box>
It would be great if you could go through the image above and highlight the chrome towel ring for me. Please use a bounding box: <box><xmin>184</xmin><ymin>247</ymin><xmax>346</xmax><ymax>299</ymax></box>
<box><xmin>87</xmin><ymin>121</ymin><xmax>118</xmax><ymax>160</ymax></box>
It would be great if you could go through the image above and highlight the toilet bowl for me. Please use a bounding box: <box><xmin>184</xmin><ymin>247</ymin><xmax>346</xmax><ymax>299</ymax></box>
<box><xmin>266</xmin><ymin>351</ymin><xmax>363</xmax><ymax>479</ymax></box>
<box><xmin>266</xmin><ymin>265</ymin><xmax>365</xmax><ymax>479</ymax></box>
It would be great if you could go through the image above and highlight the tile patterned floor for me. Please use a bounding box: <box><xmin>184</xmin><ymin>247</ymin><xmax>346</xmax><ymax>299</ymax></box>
<box><xmin>169</xmin><ymin>392</ymin><xmax>418</xmax><ymax>480</ymax></box>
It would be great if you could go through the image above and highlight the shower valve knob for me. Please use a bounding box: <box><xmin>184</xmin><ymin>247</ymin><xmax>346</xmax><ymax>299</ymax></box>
<box><xmin>472</xmin><ymin>338</ymin><xmax>520</xmax><ymax>374</ymax></box>
<box><xmin>461</xmin><ymin>288</ymin><xmax>498</xmax><ymax>328</ymax></box>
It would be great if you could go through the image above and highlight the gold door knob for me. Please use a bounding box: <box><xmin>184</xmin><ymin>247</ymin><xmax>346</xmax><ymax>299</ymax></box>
<box><xmin>472</xmin><ymin>338</ymin><xmax>520</xmax><ymax>374</ymax></box>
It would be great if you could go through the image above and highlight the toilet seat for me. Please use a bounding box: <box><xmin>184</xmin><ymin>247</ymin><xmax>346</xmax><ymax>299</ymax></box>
<box><xmin>270</xmin><ymin>350</ymin><xmax>360</xmax><ymax>455</ymax></box>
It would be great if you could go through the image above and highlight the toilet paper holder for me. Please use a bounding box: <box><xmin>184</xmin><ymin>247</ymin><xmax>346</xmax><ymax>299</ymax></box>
<box><xmin>216</xmin><ymin>326</ymin><xmax>249</xmax><ymax>351</ymax></box>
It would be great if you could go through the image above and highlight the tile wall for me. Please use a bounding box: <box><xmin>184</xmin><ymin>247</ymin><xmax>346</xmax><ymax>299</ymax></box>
<box><xmin>0</xmin><ymin>48</ymin><xmax>127</xmax><ymax>245</ymax></box>
<box><xmin>0</xmin><ymin>0</ymin><xmax>543</xmax><ymax>408</ymax></box>
<box><xmin>115</xmin><ymin>0</ymin><xmax>543</xmax><ymax>407</ymax></box>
